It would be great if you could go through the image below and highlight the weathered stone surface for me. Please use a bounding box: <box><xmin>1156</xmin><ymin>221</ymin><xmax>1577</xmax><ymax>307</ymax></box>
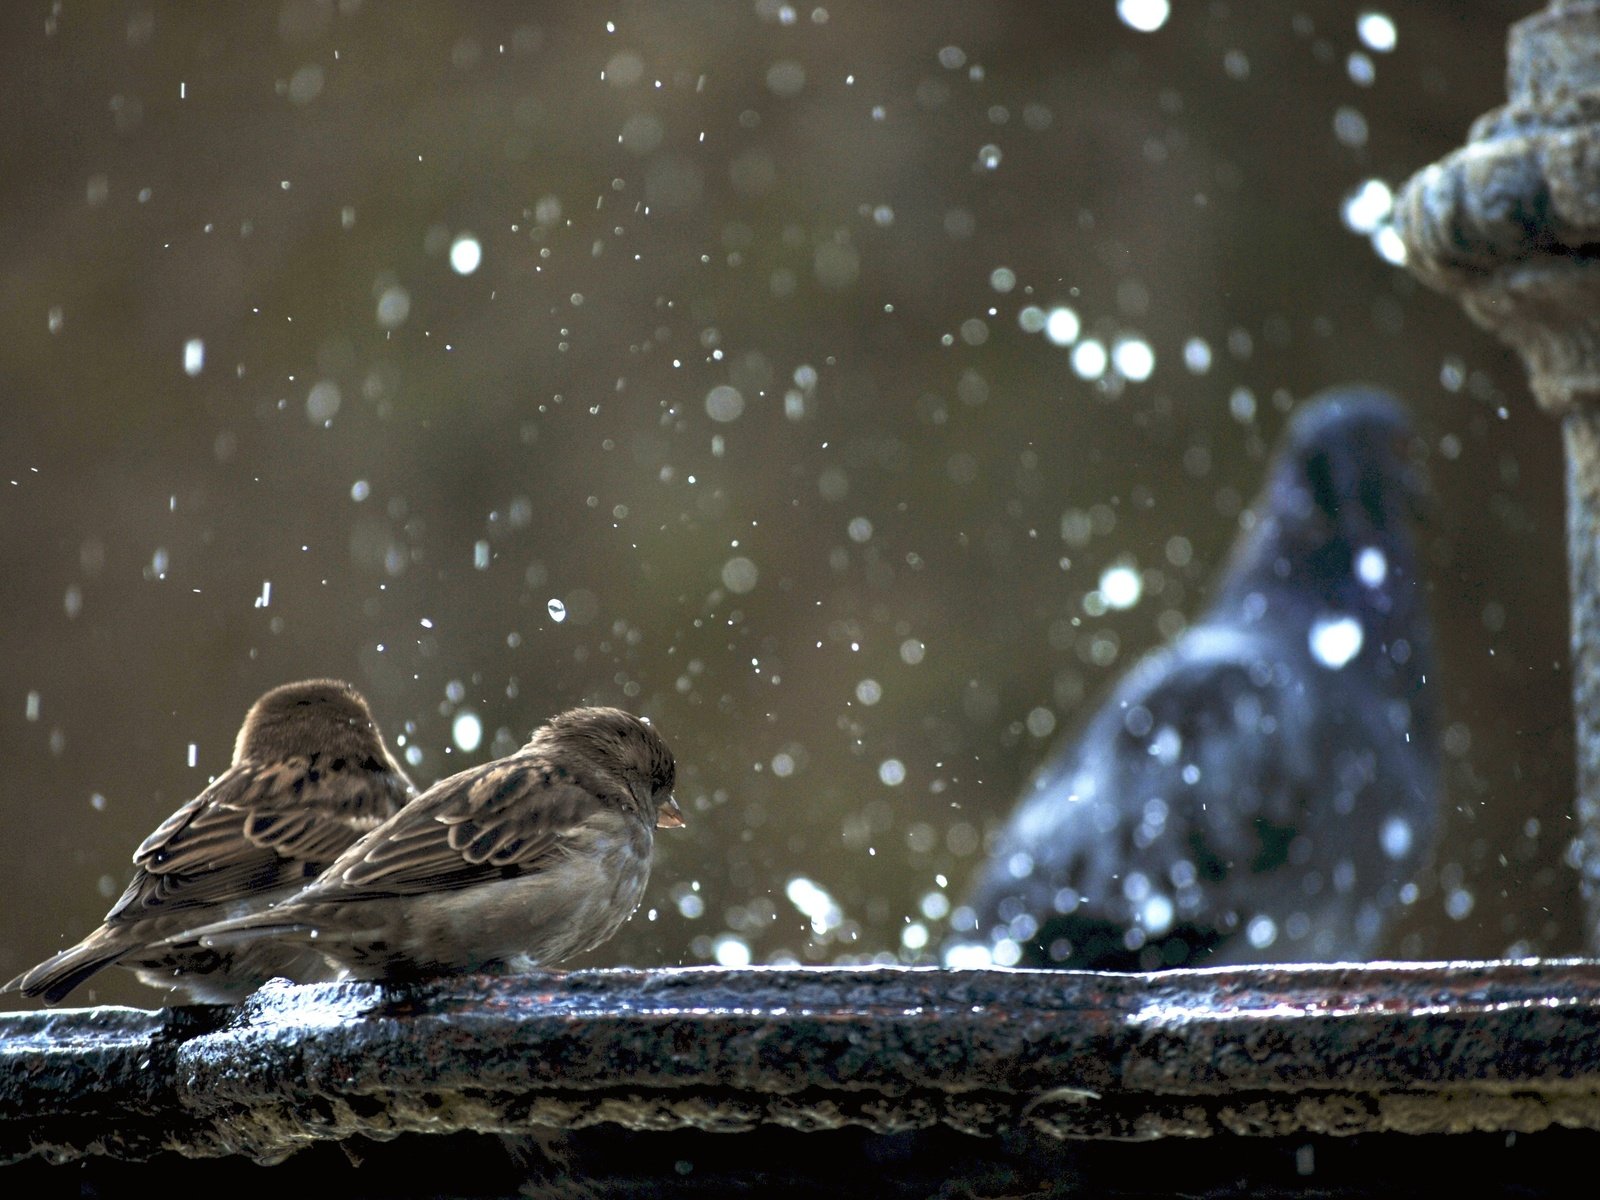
<box><xmin>0</xmin><ymin>1002</ymin><xmax>230</xmax><ymax>1164</ymax></box>
<box><xmin>1393</xmin><ymin>0</ymin><xmax>1600</xmax><ymax>953</ymax></box>
<box><xmin>5</xmin><ymin>962</ymin><xmax>1600</xmax><ymax>1171</ymax></box>
<box><xmin>1395</xmin><ymin>4</ymin><xmax>1600</xmax><ymax>416</ymax></box>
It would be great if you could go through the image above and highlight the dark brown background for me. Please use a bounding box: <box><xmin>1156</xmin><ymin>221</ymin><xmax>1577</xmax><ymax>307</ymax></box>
<box><xmin>0</xmin><ymin>1</ymin><xmax>1565</xmax><ymax>1008</ymax></box>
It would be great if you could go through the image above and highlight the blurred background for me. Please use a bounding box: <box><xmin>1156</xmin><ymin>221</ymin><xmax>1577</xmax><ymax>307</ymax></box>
<box><xmin>0</xmin><ymin>0</ymin><xmax>1566</xmax><ymax>1008</ymax></box>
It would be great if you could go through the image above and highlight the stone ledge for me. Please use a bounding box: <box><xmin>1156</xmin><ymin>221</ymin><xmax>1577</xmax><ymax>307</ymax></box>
<box><xmin>3</xmin><ymin>960</ymin><xmax>1600</xmax><ymax>1170</ymax></box>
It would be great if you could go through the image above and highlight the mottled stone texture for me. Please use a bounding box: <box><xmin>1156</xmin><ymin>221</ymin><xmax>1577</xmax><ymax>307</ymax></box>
<box><xmin>4</xmin><ymin>963</ymin><xmax>1600</xmax><ymax>1181</ymax></box>
<box><xmin>1395</xmin><ymin>5</ymin><xmax>1600</xmax><ymax>415</ymax></box>
<box><xmin>1395</xmin><ymin>1</ymin><xmax>1600</xmax><ymax>947</ymax></box>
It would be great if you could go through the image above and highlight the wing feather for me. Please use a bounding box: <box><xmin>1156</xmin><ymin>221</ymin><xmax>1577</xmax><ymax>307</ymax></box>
<box><xmin>973</xmin><ymin>624</ymin><xmax>1321</xmax><ymax>957</ymax></box>
<box><xmin>105</xmin><ymin>755</ymin><xmax>411</xmax><ymax>920</ymax></box>
<box><xmin>323</xmin><ymin>754</ymin><xmax>606</xmax><ymax>898</ymax></box>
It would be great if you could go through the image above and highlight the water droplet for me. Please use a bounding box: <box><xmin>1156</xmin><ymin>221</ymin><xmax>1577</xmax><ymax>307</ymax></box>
<box><xmin>1044</xmin><ymin>306</ymin><xmax>1080</xmax><ymax>346</ymax></box>
<box><xmin>1371</xmin><ymin>225</ymin><xmax>1407</xmax><ymax>265</ymax></box>
<box><xmin>705</xmin><ymin>384</ymin><xmax>744</xmax><ymax>422</ymax></box>
<box><xmin>1026</xmin><ymin>706</ymin><xmax>1056</xmax><ymax>738</ymax></box>
<box><xmin>1380</xmin><ymin>813</ymin><xmax>1413</xmax><ymax>860</ymax></box>
<box><xmin>1342</xmin><ymin>179</ymin><xmax>1393</xmax><ymax>234</ymax></box>
<box><xmin>991</xmin><ymin>938</ymin><xmax>1022</xmax><ymax>966</ymax></box>
<box><xmin>452</xmin><ymin>711</ymin><xmax>483</xmax><ymax>753</ymax></box>
<box><xmin>449</xmin><ymin>234</ymin><xmax>482</xmax><ymax>275</ymax></box>
<box><xmin>1099</xmin><ymin>563</ymin><xmax>1142</xmax><ymax>609</ymax></box>
<box><xmin>306</xmin><ymin>380</ymin><xmax>341</xmax><ymax>424</ymax></box>
<box><xmin>376</xmin><ymin>285</ymin><xmax>411</xmax><ymax>329</ymax></box>
<box><xmin>721</xmin><ymin>556</ymin><xmax>758</xmax><ymax>593</ymax></box>
<box><xmin>1357</xmin><ymin>11</ymin><xmax>1397</xmax><ymax>53</ymax></box>
<box><xmin>785</xmin><ymin>876</ymin><xmax>843</xmax><ymax>935</ymax></box>
<box><xmin>1333</xmin><ymin>106</ymin><xmax>1369</xmax><ymax>148</ymax></box>
<box><xmin>1309</xmin><ymin>613</ymin><xmax>1364</xmax><ymax>669</ymax></box>
<box><xmin>1140</xmin><ymin>893</ymin><xmax>1175</xmax><ymax>935</ymax></box>
<box><xmin>1246</xmin><ymin>914</ymin><xmax>1278</xmax><ymax>949</ymax></box>
<box><xmin>943</xmin><ymin>941</ymin><xmax>995</xmax><ymax>969</ymax></box>
<box><xmin>1112</xmin><ymin>336</ymin><xmax>1155</xmax><ymax>381</ymax></box>
<box><xmin>1183</xmin><ymin>337</ymin><xmax>1212</xmax><ymax>374</ymax></box>
<box><xmin>1071</xmin><ymin>339</ymin><xmax>1108</xmax><ymax>379</ymax></box>
<box><xmin>1117</xmin><ymin>0</ymin><xmax>1171</xmax><ymax>33</ymax></box>
<box><xmin>1356</xmin><ymin>545</ymin><xmax>1388</xmax><ymax>588</ymax></box>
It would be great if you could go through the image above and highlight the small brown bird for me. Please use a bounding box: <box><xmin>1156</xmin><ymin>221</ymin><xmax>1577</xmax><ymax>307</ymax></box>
<box><xmin>168</xmin><ymin>706</ymin><xmax>684</xmax><ymax>981</ymax></box>
<box><xmin>5</xmin><ymin>679</ymin><xmax>416</xmax><ymax>1005</ymax></box>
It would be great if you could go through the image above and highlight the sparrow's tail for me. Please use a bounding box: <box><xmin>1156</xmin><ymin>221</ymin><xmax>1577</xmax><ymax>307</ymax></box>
<box><xmin>4</xmin><ymin>931</ymin><xmax>132</xmax><ymax>1006</ymax></box>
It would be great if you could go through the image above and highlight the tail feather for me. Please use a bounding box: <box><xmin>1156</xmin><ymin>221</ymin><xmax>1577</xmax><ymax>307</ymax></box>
<box><xmin>5</xmin><ymin>932</ymin><xmax>133</xmax><ymax>1006</ymax></box>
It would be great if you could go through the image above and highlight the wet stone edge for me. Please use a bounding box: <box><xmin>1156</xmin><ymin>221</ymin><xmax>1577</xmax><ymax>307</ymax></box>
<box><xmin>3</xmin><ymin>962</ymin><xmax>1600</xmax><ymax>1165</ymax></box>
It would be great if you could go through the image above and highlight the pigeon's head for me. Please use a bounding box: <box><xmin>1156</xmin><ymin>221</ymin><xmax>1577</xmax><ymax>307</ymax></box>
<box><xmin>1278</xmin><ymin>386</ymin><xmax>1423</xmax><ymax>542</ymax></box>
<box><xmin>1214</xmin><ymin>385</ymin><xmax>1431</xmax><ymax>628</ymax></box>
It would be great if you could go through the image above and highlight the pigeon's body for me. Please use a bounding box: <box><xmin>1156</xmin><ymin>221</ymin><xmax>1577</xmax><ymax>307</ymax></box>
<box><xmin>7</xmin><ymin>680</ymin><xmax>415</xmax><ymax>1004</ymax></box>
<box><xmin>954</xmin><ymin>387</ymin><xmax>1439</xmax><ymax>970</ymax></box>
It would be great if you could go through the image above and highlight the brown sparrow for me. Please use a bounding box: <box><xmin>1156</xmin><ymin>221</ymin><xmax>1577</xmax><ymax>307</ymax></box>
<box><xmin>6</xmin><ymin>679</ymin><xmax>416</xmax><ymax>1004</ymax></box>
<box><xmin>169</xmin><ymin>706</ymin><xmax>683</xmax><ymax>981</ymax></box>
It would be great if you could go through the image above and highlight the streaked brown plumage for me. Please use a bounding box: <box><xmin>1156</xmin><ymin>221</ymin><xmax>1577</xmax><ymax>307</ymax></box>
<box><xmin>5</xmin><ymin>679</ymin><xmax>415</xmax><ymax>1005</ymax></box>
<box><xmin>167</xmin><ymin>706</ymin><xmax>683</xmax><ymax>981</ymax></box>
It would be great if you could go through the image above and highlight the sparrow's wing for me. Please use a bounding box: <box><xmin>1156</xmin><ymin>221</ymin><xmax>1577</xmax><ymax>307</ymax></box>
<box><xmin>970</xmin><ymin>624</ymin><xmax>1323</xmax><ymax>966</ymax></box>
<box><xmin>317</xmin><ymin>756</ymin><xmax>607</xmax><ymax>899</ymax></box>
<box><xmin>110</xmin><ymin>755</ymin><xmax>411</xmax><ymax>918</ymax></box>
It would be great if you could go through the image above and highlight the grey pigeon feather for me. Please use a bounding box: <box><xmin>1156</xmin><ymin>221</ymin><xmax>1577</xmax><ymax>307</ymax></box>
<box><xmin>950</xmin><ymin>386</ymin><xmax>1441</xmax><ymax>970</ymax></box>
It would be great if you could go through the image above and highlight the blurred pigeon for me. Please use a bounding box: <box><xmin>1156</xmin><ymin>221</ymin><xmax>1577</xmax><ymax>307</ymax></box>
<box><xmin>950</xmin><ymin>386</ymin><xmax>1440</xmax><ymax>970</ymax></box>
<box><xmin>6</xmin><ymin>679</ymin><xmax>416</xmax><ymax>1004</ymax></box>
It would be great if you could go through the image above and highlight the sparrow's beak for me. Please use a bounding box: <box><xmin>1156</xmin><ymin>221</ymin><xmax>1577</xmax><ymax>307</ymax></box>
<box><xmin>655</xmin><ymin>794</ymin><xmax>686</xmax><ymax>829</ymax></box>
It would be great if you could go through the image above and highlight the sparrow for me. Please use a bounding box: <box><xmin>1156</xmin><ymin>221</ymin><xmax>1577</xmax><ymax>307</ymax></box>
<box><xmin>6</xmin><ymin>679</ymin><xmax>416</xmax><ymax>1005</ymax></box>
<box><xmin>165</xmin><ymin>705</ymin><xmax>684</xmax><ymax>981</ymax></box>
<box><xmin>950</xmin><ymin>386</ymin><xmax>1441</xmax><ymax>970</ymax></box>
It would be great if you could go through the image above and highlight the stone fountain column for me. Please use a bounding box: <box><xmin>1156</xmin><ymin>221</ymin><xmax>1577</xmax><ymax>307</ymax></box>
<box><xmin>1395</xmin><ymin>2</ymin><xmax>1600</xmax><ymax>951</ymax></box>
